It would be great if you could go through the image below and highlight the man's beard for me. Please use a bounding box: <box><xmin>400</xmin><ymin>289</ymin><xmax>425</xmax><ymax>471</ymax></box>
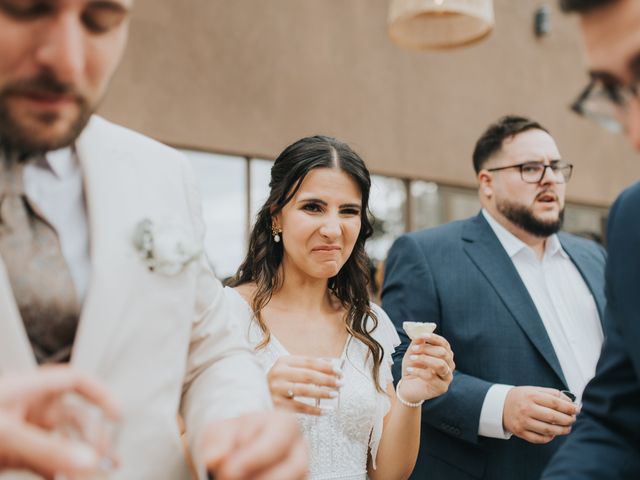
<box><xmin>0</xmin><ymin>72</ymin><xmax>92</xmax><ymax>155</ymax></box>
<box><xmin>497</xmin><ymin>198</ymin><xmax>564</xmax><ymax>238</ymax></box>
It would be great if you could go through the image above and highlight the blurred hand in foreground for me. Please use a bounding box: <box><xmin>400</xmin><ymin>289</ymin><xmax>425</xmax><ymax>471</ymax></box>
<box><xmin>201</xmin><ymin>410</ymin><xmax>308</xmax><ymax>480</ymax></box>
<box><xmin>0</xmin><ymin>366</ymin><xmax>120</xmax><ymax>479</ymax></box>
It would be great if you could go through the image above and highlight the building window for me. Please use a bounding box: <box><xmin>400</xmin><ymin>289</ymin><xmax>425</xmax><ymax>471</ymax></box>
<box><xmin>183</xmin><ymin>150</ymin><xmax>247</xmax><ymax>280</ymax></box>
<box><xmin>367</xmin><ymin>175</ymin><xmax>407</xmax><ymax>262</ymax></box>
<box><xmin>411</xmin><ymin>180</ymin><xmax>441</xmax><ymax>231</ymax></box>
<box><xmin>183</xmin><ymin>147</ymin><xmax>610</xmax><ymax>279</ymax></box>
<box><xmin>411</xmin><ymin>182</ymin><xmax>480</xmax><ymax>230</ymax></box>
<box><xmin>249</xmin><ymin>159</ymin><xmax>273</xmax><ymax>228</ymax></box>
<box><xmin>563</xmin><ymin>204</ymin><xmax>608</xmax><ymax>244</ymax></box>
<box><xmin>440</xmin><ymin>185</ymin><xmax>481</xmax><ymax>223</ymax></box>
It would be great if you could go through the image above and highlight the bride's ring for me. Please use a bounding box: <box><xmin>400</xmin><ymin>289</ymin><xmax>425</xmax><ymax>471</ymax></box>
<box><xmin>286</xmin><ymin>383</ymin><xmax>295</xmax><ymax>399</ymax></box>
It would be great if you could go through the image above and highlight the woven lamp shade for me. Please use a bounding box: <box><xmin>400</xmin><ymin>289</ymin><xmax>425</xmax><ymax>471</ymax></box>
<box><xmin>388</xmin><ymin>0</ymin><xmax>495</xmax><ymax>50</ymax></box>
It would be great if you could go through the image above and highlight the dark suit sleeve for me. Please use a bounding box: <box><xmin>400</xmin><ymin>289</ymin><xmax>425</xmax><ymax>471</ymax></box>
<box><xmin>543</xmin><ymin>188</ymin><xmax>640</xmax><ymax>479</ymax></box>
<box><xmin>382</xmin><ymin>233</ymin><xmax>493</xmax><ymax>445</ymax></box>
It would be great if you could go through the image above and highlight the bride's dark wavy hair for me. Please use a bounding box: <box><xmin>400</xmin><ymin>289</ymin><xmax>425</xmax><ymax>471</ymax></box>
<box><xmin>230</xmin><ymin>135</ymin><xmax>384</xmax><ymax>391</ymax></box>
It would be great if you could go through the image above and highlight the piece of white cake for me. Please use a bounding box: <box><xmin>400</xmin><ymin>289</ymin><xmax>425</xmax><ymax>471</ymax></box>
<box><xmin>403</xmin><ymin>321</ymin><xmax>437</xmax><ymax>340</ymax></box>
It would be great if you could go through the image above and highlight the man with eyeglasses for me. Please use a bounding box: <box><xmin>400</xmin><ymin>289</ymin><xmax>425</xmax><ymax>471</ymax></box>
<box><xmin>382</xmin><ymin>115</ymin><xmax>606</xmax><ymax>480</ymax></box>
<box><xmin>542</xmin><ymin>1</ymin><xmax>640</xmax><ymax>478</ymax></box>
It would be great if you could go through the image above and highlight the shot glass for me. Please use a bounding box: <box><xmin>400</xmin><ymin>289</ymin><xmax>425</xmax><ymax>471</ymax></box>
<box><xmin>560</xmin><ymin>389</ymin><xmax>582</xmax><ymax>411</ymax></box>
<box><xmin>314</xmin><ymin>357</ymin><xmax>343</xmax><ymax>413</ymax></box>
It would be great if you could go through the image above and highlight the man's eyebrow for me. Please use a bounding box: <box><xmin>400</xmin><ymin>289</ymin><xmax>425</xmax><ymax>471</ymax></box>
<box><xmin>524</xmin><ymin>159</ymin><xmax>563</xmax><ymax>163</ymax></box>
<box><xmin>588</xmin><ymin>70</ymin><xmax>621</xmax><ymax>85</ymax></box>
<box><xmin>86</xmin><ymin>0</ymin><xmax>131</xmax><ymax>14</ymax></box>
<box><xmin>629</xmin><ymin>53</ymin><xmax>640</xmax><ymax>80</ymax></box>
<box><xmin>587</xmin><ymin>53</ymin><xmax>640</xmax><ymax>86</ymax></box>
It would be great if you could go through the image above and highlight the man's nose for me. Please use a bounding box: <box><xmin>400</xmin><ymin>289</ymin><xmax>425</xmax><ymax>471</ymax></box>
<box><xmin>34</xmin><ymin>15</ymin><xmax>85</xmax><ymax>84</ymax></box>
<box><xmin>540</xmin><ymin>164</ymin><xmax>561</xmax><ymax>184</ymax></box>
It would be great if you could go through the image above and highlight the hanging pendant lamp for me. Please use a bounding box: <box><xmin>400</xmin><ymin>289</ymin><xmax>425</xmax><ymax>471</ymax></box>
<box><xmin>388</xmin><ymin>0</ymin><xmax>495</xmax><ymax>50</ymax></box>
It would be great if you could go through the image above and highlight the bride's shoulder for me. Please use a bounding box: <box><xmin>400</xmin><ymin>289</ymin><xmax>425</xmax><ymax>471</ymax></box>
<box><xmin>366</xmin><ymin>303</ymin><xmax>400</xmax><ymax>346</ymax></box>
<box><xmin>367</xmin><ymin>302</ymin><xmax>392</xmax><ymax>325</ymax></box>
<box><xmin>231</xmin><ymin>283</ymin><xmax>257</xmax><ymax>304</ymax></box>
<box><xmin>223</xmin><ymin>283</ymin><xmax>256</xmax><ymax>316</ymax></box>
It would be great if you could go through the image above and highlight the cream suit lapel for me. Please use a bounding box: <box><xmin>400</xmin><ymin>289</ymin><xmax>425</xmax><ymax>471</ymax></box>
<box><xmin>71</xmin><ymin>117</ymin><xmax>139</xmax><ymax>373</ymax></box>
<box><xmin>0</xmin><ymin>258</ymin><xmax>36</xmax><ymax>371</ymax></box>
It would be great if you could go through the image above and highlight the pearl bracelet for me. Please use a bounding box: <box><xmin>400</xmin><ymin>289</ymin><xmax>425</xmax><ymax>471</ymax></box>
<box><xmin>396</xmin><ymin>379</ymin><xmax>424</xmax><ymax>408</ymax></box>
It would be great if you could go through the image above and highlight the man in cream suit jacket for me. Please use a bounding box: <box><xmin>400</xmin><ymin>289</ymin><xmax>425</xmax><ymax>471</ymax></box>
<box><xmin>0</xmin><ymin>1</ymin><xmax>306</xmax><ymax>479</ymax></box>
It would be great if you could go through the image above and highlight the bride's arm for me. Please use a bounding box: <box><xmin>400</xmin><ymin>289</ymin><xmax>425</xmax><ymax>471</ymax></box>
<box><xmin>367</xmin><ymin>384</ymin><xmax>421</xmax><ymax>480</ymax></box>
<box><xmin>368</xmin><ymin>334</ymin><xmax>455</xmax><ymax>480</ymax></box>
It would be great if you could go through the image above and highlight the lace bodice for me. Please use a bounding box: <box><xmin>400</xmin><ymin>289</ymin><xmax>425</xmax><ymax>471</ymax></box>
<box><xmin>224</xmin><ymin>288</ymin><xmax>400</xmax><ymax>480</ymax></box>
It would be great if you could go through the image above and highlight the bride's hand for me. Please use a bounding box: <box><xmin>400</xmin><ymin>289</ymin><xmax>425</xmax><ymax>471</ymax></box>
<box><xmin>267</xmin><ymin>356</ymin><xmax>343</xmax><ymax>416</ymax></box>
<box><xmin>398</xmin><ymin>334</ymin><xmax>455</xmax><ymax>404</ymax></box>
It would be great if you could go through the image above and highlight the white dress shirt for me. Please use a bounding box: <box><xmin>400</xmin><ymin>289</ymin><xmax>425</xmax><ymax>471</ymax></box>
<box><xmin>478</xmin><ymin>209</ymin><xmax>603</xmax><ymax>439</ymax></box>
<box><xmin>22</xmin><ymin>148</ymin><xmax>91</xmax><ymax>302</ymax></box>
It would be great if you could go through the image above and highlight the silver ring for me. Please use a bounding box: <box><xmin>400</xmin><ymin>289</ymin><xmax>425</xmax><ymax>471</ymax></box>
<box><xmin>286</xmin><ymin>383</ymin><xmax>295</xmax><ymax>399</ymax></box>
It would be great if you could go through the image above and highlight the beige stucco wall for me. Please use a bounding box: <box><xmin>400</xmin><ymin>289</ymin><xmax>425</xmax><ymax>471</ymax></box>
<box><xmin>100</xmin><ymin>0</ymin><xmax>640</xmax><ymax>207</ymax></box>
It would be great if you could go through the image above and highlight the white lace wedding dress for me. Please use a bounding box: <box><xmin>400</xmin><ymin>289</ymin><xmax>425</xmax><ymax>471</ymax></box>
<box><xmin>224</xmin><ymin>287</ymin><xmax>400</xmax><ymax>480</ymax></box>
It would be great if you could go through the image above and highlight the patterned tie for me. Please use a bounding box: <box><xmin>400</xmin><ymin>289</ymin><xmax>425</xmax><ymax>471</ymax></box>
<box><xmin>0</xmin><ymin>154</ymin><xmax>80</xmax><ymax>364</ymax></box>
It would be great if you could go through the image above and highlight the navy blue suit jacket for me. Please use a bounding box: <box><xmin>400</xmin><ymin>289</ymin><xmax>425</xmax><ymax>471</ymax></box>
<box><xmin>381</xmin><ymin>213</ymin><xmax>606</xmax><ymax>480</ymax></box>
<box><xmin>543</xmin><ymin>183</ymin><xmax>640</xmax><ymax>479</ymax></box>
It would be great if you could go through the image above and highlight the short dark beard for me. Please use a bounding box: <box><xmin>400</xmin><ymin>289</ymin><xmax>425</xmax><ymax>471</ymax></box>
<box><xmin>0</xmin><ymin>72</ymin><xmax>92</xmax><ymax>155</ymax></box>
<box><xmin>497</xmin><ymin>199</ymin><xmax>564</xmax><ymax>238</ymax></box>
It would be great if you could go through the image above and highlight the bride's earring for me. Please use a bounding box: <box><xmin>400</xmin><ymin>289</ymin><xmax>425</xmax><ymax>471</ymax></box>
<box><xmin>272</xmin><ymin>224</ymin><xmax>282</xmax><ymax>243</ymax></box>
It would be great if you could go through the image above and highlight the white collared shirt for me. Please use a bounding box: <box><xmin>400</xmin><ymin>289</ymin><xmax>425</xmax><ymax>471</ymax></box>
<box><xmin>22</xmin><ymin>148</ymin><xmax>91</xmax><ymax>302</ymax></box>
<box><xmin>478</xmin><ymin>209</ymin><xmax>603</xmax><ymax>439</ymax></box>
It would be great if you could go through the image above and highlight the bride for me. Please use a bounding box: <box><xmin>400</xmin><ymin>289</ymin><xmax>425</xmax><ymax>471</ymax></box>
<box><xmin>226</xmin><ymin>135</ymin><xmax>454</xmax><ymax>479</ymax></box>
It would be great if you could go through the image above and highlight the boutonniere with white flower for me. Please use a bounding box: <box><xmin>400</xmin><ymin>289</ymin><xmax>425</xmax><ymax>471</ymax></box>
<box><xmin>132</xmin><ymin>219</ymin><xmax>202</xmax><ymax>275</ymax></box>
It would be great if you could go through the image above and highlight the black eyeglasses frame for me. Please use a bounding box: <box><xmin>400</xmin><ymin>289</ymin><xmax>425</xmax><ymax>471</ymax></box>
<box><xmin>486</xmin><ymin>161</ymin><xmax>573</xmax><ymax>184</ymax></box>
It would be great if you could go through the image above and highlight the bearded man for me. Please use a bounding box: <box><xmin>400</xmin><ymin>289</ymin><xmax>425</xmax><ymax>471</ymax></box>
<box><xmin>382</xmin><ymin>115</ymin><xmax>606</xmax><ymax>480</ymax></box>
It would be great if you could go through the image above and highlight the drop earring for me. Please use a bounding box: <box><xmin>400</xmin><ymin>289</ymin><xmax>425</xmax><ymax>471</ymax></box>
<box><xmin>272</xmin><ymin>224</ymin><xmax>282</xmax><ymax>243</ymax></box>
